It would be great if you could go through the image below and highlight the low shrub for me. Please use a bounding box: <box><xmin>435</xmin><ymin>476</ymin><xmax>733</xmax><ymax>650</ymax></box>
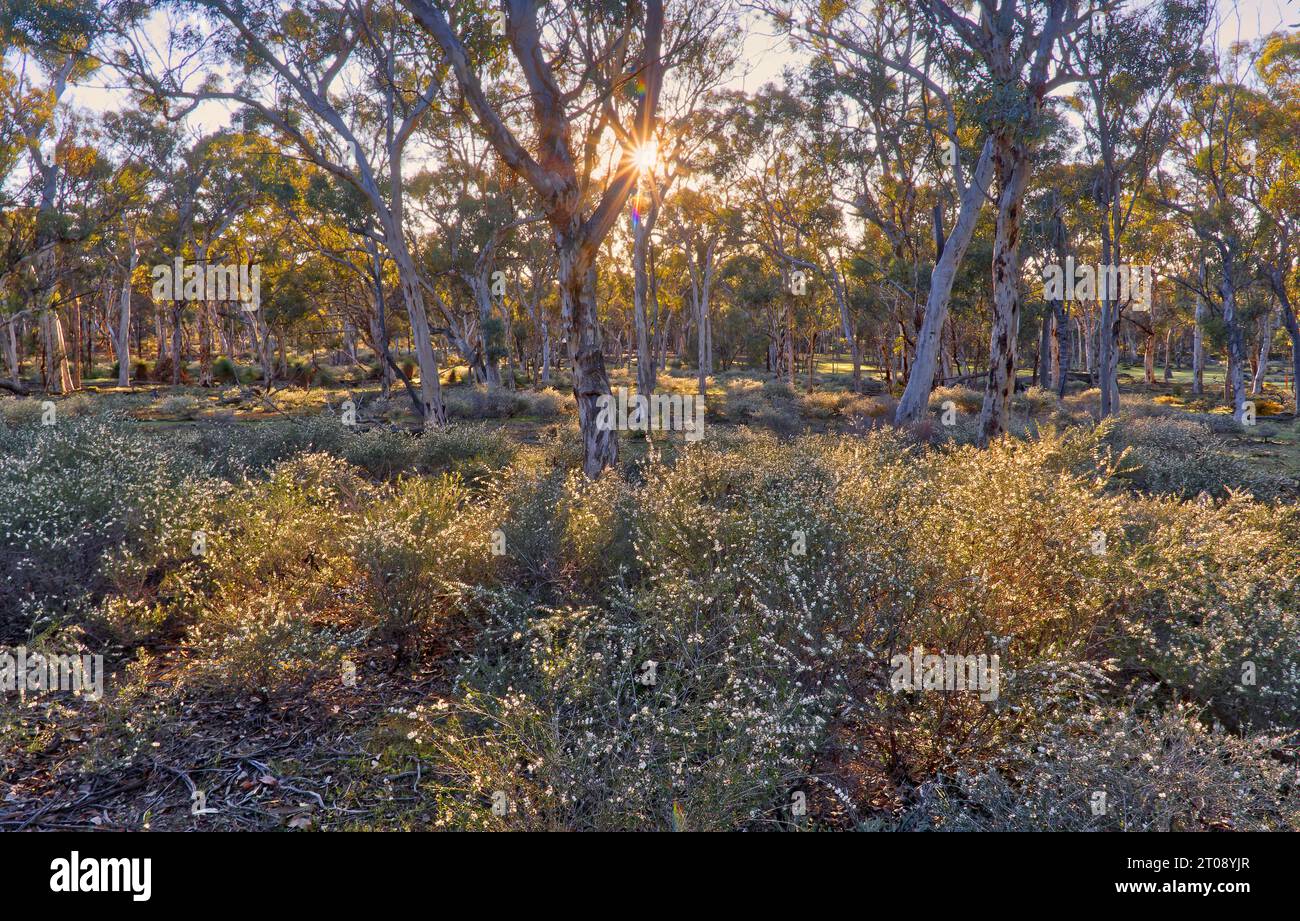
<box><xmin>0</xmin><ymin>414</ymin><xmax>217</xmax><ymax>641</ymax></box>
<box><xmin>908</xmin><ymin>704</ymin><xmax>1298</xmax><ymax>831</ymax></box>
<box><xmin>1103</xmin><ymin>415</ymin><xmax>1293</xmax><ymax>498</ymax></box>
<box><xmin>353</xmin><ymin>473</ymin><xmax>485</xmax><ymax>658</ymax></box>
<box><xmin>1120</xmin><ymin>493</ymin><xmax>1300</xmax><ymax>730</ymax></box>
<box><xmin>415</xmin><ymin>424</ymin><xmax>518</xmax><ymax>480</ymax></box>
<box><xmin>929</xmin><ymin>385</ymin><xmax>982</xmax><ymax>415</ymax></box>
<box><xmin>10</xmin><ymin>400</ymin><xmax>1300</xmax><ymax>829</ymax></box>
<box><xmin>799</xmin><ymin>390</ymin><xmax>853</xmax><ymax>420</ymax></box>
<box><xmin>155</xmin><ymin>393</ymin><xmax>203</xmax><ymax>419</ymax></box>
<box><xmin>212</xmin><ymin>356</ymin><xmax>241</xmax><ymax>384</ymax></box>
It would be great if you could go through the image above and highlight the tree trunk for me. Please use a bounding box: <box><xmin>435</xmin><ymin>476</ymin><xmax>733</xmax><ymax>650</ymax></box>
<box><xmin>1192</xmin><ymin>261</ymin><xmax>1205</xmax><ymax>395</ymax></box>
<box><xmin>1269</xmin><ymin>269</ymin><xmax>1300</xmax><ymax>409</ymax></box>
<box><xmin>558</xmin><ymin>238</ymin><xmax>617</xmax><ymax>477</ymax></box>
<box><xmin>1252</xmin><ymin>304</ymin><xmax>1274</xmax><ymax>394</ymax></box>
<box><xmin>116</xmin><ymin>263</ymin><xmax>133</xmax><ymax>386</ymax></box>
<box><xmin>828</xmin><ymin>265</ymin><xmax>862</xmax><ymax>393</ymax></box>
<box><xmin>1279</xmin><ymin>295</ymin><xmax>1300</xmax><ymax>409</ymax></box>
<box><xmin>978</xmin><ymin>136</ymin><xmax>1030</xmax><ymax>444</ymax></box>
<box><xmin>1220</xmin><ymin>257</ymin><xmax>1248</xmax><ymax>422</ymax></box>
<box><xmin>695</xmin><ymin>286</ymin><xmax>709</xmax><ymax>397</ymax></box>
<box><xmin>198</xmin><ymin>301</ymin><xmax>215</xmax><ymax>386</ymax></box>
<box><xmin>806</xmin><ymin>329</ymin><xmax>815</xmax><ymax>391</ymax></box>
<box><xmin>3</xmin><ymin>320</ymin><xmax>19</xmax><ymax>385</ymax></box>
<box><xmin>500</xmin><ymin>296</ymin><xmax>516</xmax><ymax>390</ymax></box>
<box><xmin>69</xmin><ymin>296</ymin><xmax>82</xmax><ymax>390</ymax></box>
<box><xmin>42</xmin><ymin>309</ymin><xmax>74</xmax><ymax>394</ymax></box>
<box><xmin>940</xmin><ymin>317</ymin><xmax>955</xmax><ymax>382</ymax></box>
<box><xmin>1096</xmin><ymin>237</ymin><xmax>1121</xmax><ymax>416</ymax></box>
<box><xmin>1036</xmin><ymin>311</ymin><xmax>1053</xmax><ymax>390</ymax></box>
<box><xmin>155</xmin><ymin>306</ymin><xmax>166</xmax><ymax>364</ymax></box>
<box><xmin>470</xmin><ymin>274</ymin><xmax>501</xmax><ymax>387</ymax></box>
<box><xmin>1143</xmin><ymin>329</ymin><xmax>1156</xmax><ymax>385</ymax></box>
<box><xmin>389</xmin><ymin>241</ymin><xmax>446</xmax><ymax>426</ymax></box>
<box><xmin>786</xmin><ymin>305</ymin><xmax>796</xmax><ymax>386</ymax></box>
<box><xmin>895</xmin><ymin>138</ymin><xmax>995</xmax><ymax>425</ymax></box>
<box><xmin>633</xmin><ymin>218</ymin><xmax>655</xmax><ymax>398</ymax></box>
<box><xmin>540</xmin><ymin>314</ymin><xmax>551</xmax><ymax>384</ymax></box>
<box><xmin>171</xmin><ymin>302</ymin><xmax>183</xmax><ymax>385</ymax></box>
<box><xmin>1053</xmin><ymin>299</ymin><xmax>1072</xmax><ymax>399</ymax></box>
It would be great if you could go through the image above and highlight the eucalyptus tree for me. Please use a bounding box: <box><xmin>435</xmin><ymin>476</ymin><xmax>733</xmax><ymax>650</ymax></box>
<box><xmin>757</xmin><ymin>67</ymin><xmax>903</xmax><ymax>393</ymax></box>
<box><xmin>291</xmin><ymin>169</ymin><xmax>428</xmax><ymax>409</ymax></box>
<box><xmin>413</xmin><ymin>124</ymin><xmax>538</xmax><ymax>387</ymax></box>
<box><xmin>781</xmin><ymin>0</ymin><xmax>1091</xmax><ymax>438</ymax></box>
<box><xmin>913</xmin><ymin>1</ymin><xmax>1093</xmax><ymax>443</ymax></box>
<box><xmin>621</xmin><ymin>11</ymin><xmax>736</xmax><ymax>400</ymax></box>
<box><xmin>507</xmin><ymin>219</ymin><xmax>557</xmax><ymax>384</ymax></box>
<box><xmin>400</xmin><ymin>0</ymin><xmax>666</xmax><ymax>477</ymax></box>
<box><xmin>716</xmin><ymin>249</ymin><xmax>783</xmax><ymax>375</ymax></box>
<box><xmin>2</xmin><ymin>0</ymin><xmax>109</xmax><ymax>393</ymax></box>
<box><xmin>122</xmin><ymin>0</ymin><xmax>456</xmax><ymax>423</ymax></box>
<box><xmin>1244</xmin><ymin>32</ymin><xmax>1300</xmax><ymax>405</ymax></box>
<box><xmin>1154</xmin><ymin>39</ymin><xmax>1265</xmax><ymax>423</ymax></box>
<box><xmin>1067</xmin><ymin>0</ymin><xmax>1210</xmax><ymax>417</ymax></box>
<box><xmin>781</xmin><ymin>8</ymin><xmax>941</xmax><ymax>394</ymax></box>
<box><xmin>660</xmin><ymin>186</ymin><xmax>742</xmax><ymax>395</ymax></box>
<box><xmin>766</xmin><ymin>0</ymin><xmax>997</xmax><ymax>422</ymax></box>
<box><xmin>143</xmin><ymin>123</ymin><xmax>211</xmax><ymax>380</ymax></box>
<box><xmin>93</xmin><ymin>109</ymin><xmax>164</xmax><ymax>387</ymax></box>
<box><xmin>145</xmin><ymin>129</ymin><xmax>286</xmax><ymax>385</ymax></box>
<box><xmin>728</xmin><ymin>85</ymin><xmax>849</xmax><ymax>386</ymax></box>
<box><xmin>189</xmin><ymin>132</ymin><xmax>296</xmax><ymax>385</ymax></box>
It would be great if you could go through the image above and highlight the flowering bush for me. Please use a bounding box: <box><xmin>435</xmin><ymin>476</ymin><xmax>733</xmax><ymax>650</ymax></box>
<box><xmin>1103</xmin><ymin>415</ymin><xmax>1293</xmax><ymax>498</ymax></box>
<box><xmin>353</xmin><ymin>473</ymin><xmax>487</xmax><ymax>657</ymax></box>
<box><xmin>7</xmin><ymin>407</ymin><xmax>1298</xmax><ymax>829</ymax></box>
<box><xmin>0</xmin><ymin>414</ymin><xmax>217</xmax><ymax>642</ymax></box>
<box><xmin>1120</xmin><ymin>492</ymin><xmax>1300</xmax><ymax>730</ymax></box>
<box><xmin>908</xmin><ymin>703</ymin><xmax>1298</xmax><ymax>831</ymax></box>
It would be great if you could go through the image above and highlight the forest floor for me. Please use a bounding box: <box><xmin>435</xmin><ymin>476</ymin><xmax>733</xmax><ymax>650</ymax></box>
<box><xmin>39</xmin><ymin>356</ymin><xmax>1300</xmax><ymax>477</ymax></box>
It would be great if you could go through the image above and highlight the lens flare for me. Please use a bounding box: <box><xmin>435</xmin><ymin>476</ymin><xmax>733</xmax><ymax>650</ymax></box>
<box><xmin>631</xmin><ymin>141</ymin><xmax>658</xmax><ymax>174</ymax></box>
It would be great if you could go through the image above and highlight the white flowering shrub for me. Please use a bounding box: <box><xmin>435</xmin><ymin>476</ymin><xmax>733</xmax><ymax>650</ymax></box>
<box><xmin>196</xmin><ymin>414</ymin><xmax>350</xmax><ymax>478</ymax></box>
<box><xmin>720</xmin><ymin>379</ymin><xmax>802</xmax><ymax>433</ymax></box>
<box><xmin>1103</xmin><ymin>415</ymin><xmax>1293</xmax><ymax>498</ymax></box>
<box><xmin>338</xmin><ymin>428</ymin><xmax>422</xmax><ymax>478</ymax></box>
<box><xmin>396</xmin><ymin>580</ymin><xmax>857</xmax><ymax>831</ymax></box>
<box><xmin>353</xmin><ymin>473</ymin><xmax>488</xmax><ymax>658</ymax></box>
<box><xmin>442</xmin><ymin>385</ymin><xmax>572</xmax><ymax>421</ymax></box>
<box><xmin>196</xmin><ymin>416</ymin><xmax>516</xmax><ymax>483</ymax></box>
<box><xmin>799</xmin><ymin>389</ymin><xmax>854</xmax><ymax>420</ymax></box>
<box><xmin>909</xmin><ymin>703</ymin><xmax>1299</xmax><ymax>831</ymax></box>
<box><xmin>1120</xmin><ymin>493</ymin><xmax>1300</xmax><ymax>730</ymax></box>
<box><xmin>354</xmin><ymin>425</ymin><xmax>1300</xmax><ymax>828</ymax></box>
<box><xmin>0</xmin><ymin>414</ymin><xmax>217</xmax><ymax>641</ymax></box>
<box><xmin>7</xmin><ymin>406</ymin><xmax>1298</xmax><ymax>830</ymax></box>
<box><xmin>412</xmin><ymin>423</ymin><xmax>517</xmax><ymax>481</ymax></box>
<box><xmin>155</xmin><ymin>393</ymin><xmax>204</xmax><ymax>419</ymax></box>
<box><xmin>173</xmin><ymin>453</ymin><xmax>373</xmax><ymax>694</ymax></box>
